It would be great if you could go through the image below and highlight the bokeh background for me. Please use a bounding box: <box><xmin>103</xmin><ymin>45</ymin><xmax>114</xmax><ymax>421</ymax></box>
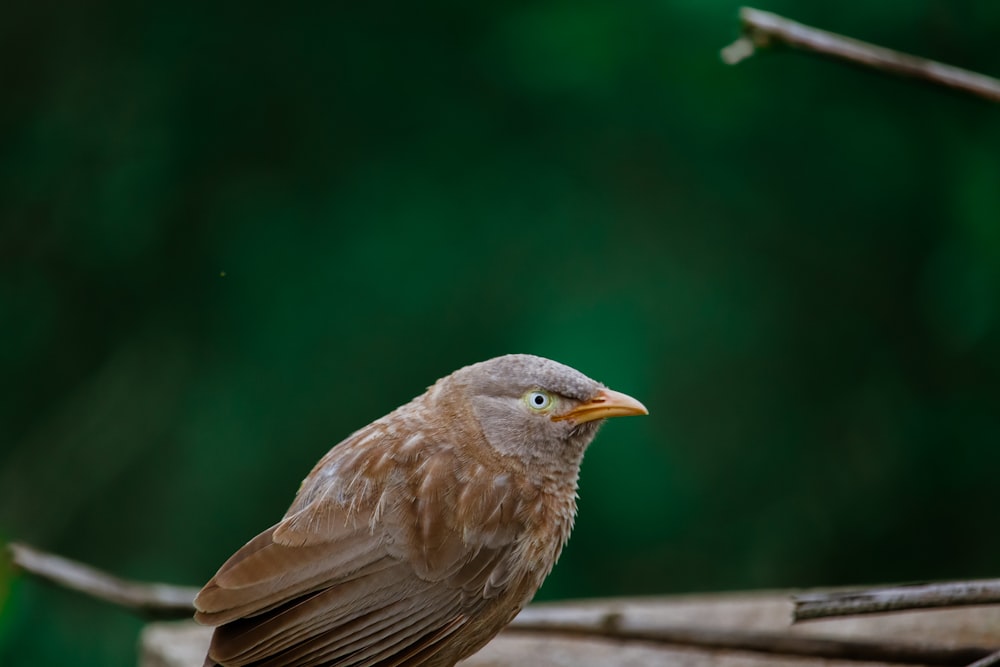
<box><xmin>2</xmin><ymin>1</ymin><xmax>999</xmax><ymax>665</ymax></box>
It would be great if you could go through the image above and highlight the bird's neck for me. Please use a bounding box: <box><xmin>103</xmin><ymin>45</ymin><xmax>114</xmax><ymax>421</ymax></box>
<box><xmin>533</xmin><ymin>458</ymin><xmax>581</xmax><ymax>497</ymax></box>
<box><xmin>525</xmin><ymin>459</ymin><xmax>581</xmax><ymax>568</ymax></box>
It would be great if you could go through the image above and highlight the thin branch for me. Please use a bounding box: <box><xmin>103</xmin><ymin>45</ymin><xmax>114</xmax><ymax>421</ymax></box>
<box><xmin>968</xmin><ymin>650</ymin><xmax>1000</xmax><ymax>667</ymax></box>
<box><xmin>794</xmin><ymin>580</ymin><xmax>1000</xmax><ymax>622</ymax></box>
<box><xmin>721</xmin><ymin>7</ymin><xmax>1000</xmax><ymax>103</ymax></box>
<box><xmin>506</xmin><ymin>618</ymin><xmax>995</xmax><ymax>666</ymax></box>
<box><xmin>7</xmin><ymin>542</ymin><xmax>198</xmax><ymax>620</ymax></box>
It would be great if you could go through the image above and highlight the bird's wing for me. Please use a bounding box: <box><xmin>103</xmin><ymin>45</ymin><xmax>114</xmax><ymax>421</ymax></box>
<box><xmin>194</xmin><ymin>422</ymin><xmax>532</xmax><ymax>667</ymax></box>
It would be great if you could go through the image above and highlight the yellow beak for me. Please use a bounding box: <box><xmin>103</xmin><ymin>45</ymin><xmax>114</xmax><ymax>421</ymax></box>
<box><xmin>552</xmin><ymin>388</ymin><xmax>648</xmax><ymax>424</ymax></box>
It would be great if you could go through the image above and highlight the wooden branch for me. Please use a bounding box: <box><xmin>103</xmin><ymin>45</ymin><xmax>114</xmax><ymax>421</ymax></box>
<box><xmin>7</xmin><ymin>542</ymin><xmax>198</xmax><ymax>620</ymax></box>
<box><xmin>506</xmin><ymin>618</ymin><xmax>994</xmax><ymax>665</ymax></box>
<box><xmin>721</xmin><ymin>7</ymin><xmax>1000</xmax><ymax>103</ymax></box>
<box><xmin>794</xmin><ymin>580</ymin><xmax>1000</xmax><ymax>622</ymax></box>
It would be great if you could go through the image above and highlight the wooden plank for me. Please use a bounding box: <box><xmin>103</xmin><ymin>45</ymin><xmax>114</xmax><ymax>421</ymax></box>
<box><xmin>139</xmin><ymin>591</ymin><xmax>1000</xmax><ymax>666</ymax></box>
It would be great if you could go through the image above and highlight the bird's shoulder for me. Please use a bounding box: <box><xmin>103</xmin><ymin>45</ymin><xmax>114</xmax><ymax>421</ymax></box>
<box><xmin>273</xmin><ymin>405</ymin><xmax>539</xmax><ymax>575</ymax></box>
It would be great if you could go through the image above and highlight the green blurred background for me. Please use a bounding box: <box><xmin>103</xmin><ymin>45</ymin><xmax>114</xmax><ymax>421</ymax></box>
<box><xmin>2</xmin><ymin>0</ymin><xmax>999</xmax><ymax>664</ymax></box>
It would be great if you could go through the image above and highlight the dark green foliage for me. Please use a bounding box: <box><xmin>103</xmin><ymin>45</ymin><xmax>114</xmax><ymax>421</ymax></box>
<box><xmin>1</xmin><ymin>1</ymin><xmax>999</xmax><ymax>665</ymax></box>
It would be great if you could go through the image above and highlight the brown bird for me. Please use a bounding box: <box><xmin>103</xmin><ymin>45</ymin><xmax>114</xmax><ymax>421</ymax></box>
<box><xmin>194</xmin><ymin>354</ymin><xmax>647</xmax><ymax>667</ymax></box>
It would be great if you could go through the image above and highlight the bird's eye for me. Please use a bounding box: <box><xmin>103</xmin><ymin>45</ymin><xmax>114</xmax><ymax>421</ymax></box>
<box><xmin>525</xmin><ymin>390</ymin><xmax>554</xmax><ymax>412</ymax></box>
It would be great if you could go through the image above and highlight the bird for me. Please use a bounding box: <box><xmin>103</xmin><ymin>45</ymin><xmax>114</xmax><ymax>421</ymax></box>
<box><xmin>194</xmin><ymin>354</ymin><xmax>648</xmax><ymax>667</ymax></box>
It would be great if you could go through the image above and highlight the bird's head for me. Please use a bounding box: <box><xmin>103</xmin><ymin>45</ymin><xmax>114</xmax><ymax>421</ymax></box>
<box><xmin>439</xmin><ymin>354</ymin><xmax>647</xmax><ymax>470</ymax></box>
